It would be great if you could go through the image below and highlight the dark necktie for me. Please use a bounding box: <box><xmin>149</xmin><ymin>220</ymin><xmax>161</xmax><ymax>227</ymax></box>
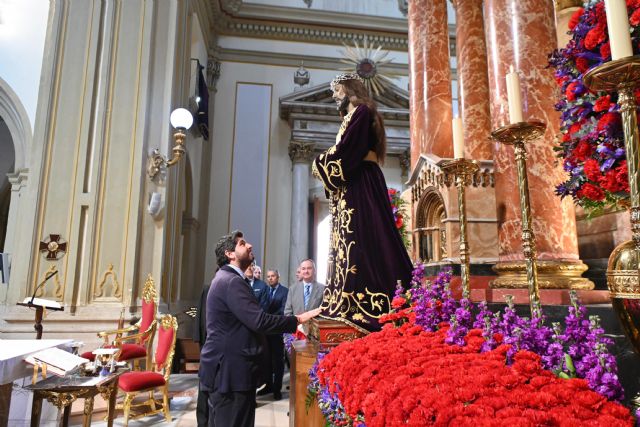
<box><xmin>304</xmin><ymin>284</ymin><xmax>311</xmax><ymax>309</ymax></box>
<box><xmin>270</xmin><ymin>287</ymin><xmax>276</xmax><ymax>300</ymax></box>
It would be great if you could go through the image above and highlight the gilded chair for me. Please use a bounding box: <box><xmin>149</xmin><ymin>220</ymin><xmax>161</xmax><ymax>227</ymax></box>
<box><xmin>117</xmin><ymin>314</ymin><xmax>178</xmax><ymax>426</ymax></box>
<box><xmin>81</xmin><ymin>275</ymin><xmax>158</xmax><ymax>370</ymax></box>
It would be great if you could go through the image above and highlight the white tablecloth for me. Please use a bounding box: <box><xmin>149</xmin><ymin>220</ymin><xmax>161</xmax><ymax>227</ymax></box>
<box><xmin>0</xmin><ymin>339</ymin><xmax>73</xmax><ymax>385</ymax></box>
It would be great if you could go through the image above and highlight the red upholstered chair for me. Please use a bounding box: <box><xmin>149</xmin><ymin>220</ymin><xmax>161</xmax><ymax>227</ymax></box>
<box><xmin>81</xmin><ymin>275</ymin><xmax>158</xmax><ymax>370</ymax></box>
<box><xmin>117</xmin><ymin>314</ymin><xmax>178</xmax><ymax>426</ymax></box>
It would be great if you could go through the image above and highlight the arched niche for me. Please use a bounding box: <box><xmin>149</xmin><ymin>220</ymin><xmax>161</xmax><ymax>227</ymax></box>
<box><xmin>0</xmin><ymin>77</ymin><xmax>32</xmax><ymax>256</ymax></box>
<box><xmin>415</xmin><ymin>189</ymin><xmax>447</xmax><ymax>263</ymax></box>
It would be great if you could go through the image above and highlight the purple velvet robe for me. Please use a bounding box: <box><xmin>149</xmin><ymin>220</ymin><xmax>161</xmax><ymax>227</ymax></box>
<box><xmin>312</xmin><ymin>104</ymin><xmax>413</xmax><ymax>332</ymax></box>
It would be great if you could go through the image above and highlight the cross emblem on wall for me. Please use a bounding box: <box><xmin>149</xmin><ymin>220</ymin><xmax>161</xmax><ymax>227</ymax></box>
<box><xmin>39</xmin><ymin>234</ymin><xmax>68</xmax><ymax>260</ymax></box>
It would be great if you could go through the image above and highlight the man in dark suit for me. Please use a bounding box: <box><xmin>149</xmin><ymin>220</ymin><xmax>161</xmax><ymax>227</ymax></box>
<box><xmin>259</xmin><ymin>269</ymin><xmax>288</xmax><ymax>400</ymax></box>
<box><xmin>245</xmin><ymin>263</ymin><xmax>269</xmax><ymax>310</ymax></box>
<box><xmin>199</xmin><ymin>231</ymin><xmax>320</xmax><ymax>427</ymax></box>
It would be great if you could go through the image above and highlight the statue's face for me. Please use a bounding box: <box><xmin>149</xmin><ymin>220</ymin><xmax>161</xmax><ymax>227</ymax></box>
<box><xmin>332</xmin><ymin>84</ymin><xmax>346</xmax><ymax>105</ymax></box>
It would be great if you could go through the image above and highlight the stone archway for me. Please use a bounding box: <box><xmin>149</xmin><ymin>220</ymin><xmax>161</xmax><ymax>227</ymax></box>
<box><xmin>0</xmin><ymin>77</ymin><xmax>32</xmax><ymax>257</ymax></box>
<box><xmin>415</xmin><ymin>189</ymin><xmax>447</xmax><ymax>263</ymax></box>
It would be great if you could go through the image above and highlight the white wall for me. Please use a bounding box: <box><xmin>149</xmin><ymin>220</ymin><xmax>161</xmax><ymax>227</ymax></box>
<box><xmin>0</xmin><ymin>0</ymin><xmax>49</xmax><ymax>127</ymax></box>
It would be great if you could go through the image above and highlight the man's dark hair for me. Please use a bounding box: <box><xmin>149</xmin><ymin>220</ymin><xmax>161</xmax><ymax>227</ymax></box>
<box><xmin>215</xmin><ymin>230</ymin><xmax>243</xmax><ymax>267</ymax></box>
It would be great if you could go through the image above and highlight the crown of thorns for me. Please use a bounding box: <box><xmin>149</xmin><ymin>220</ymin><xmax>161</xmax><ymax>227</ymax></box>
<box><xmin>330</xmin><ymin>73</ymin><xmax>364</xmax><ymax>91</ymax></box>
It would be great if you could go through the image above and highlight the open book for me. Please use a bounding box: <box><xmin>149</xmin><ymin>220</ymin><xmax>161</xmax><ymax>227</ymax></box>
<box><xmin>25</xmin><ymin>347</ymin><xmax>89</xmax><ymax>376</ymax></box>
<box><xmin>22</xmin><ymin>297</ymin><xmax>62</xmax><ymax>310</ymax></box>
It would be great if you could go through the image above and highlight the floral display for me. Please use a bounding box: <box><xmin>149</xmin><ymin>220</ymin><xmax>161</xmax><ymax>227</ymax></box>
<box><xmin>308</xmin><ymin>266</ymin><xmax>631</xmax><ymax>426</ymax></box>
<box><xmin>387</xmin><ymin>188</ymin><xmax>410</xmax><ymax>248</ymax></box>
<box><xmin>548</xmin><ymin>0</ymin><xmax>640</xmax><ymax>214</ymax></box>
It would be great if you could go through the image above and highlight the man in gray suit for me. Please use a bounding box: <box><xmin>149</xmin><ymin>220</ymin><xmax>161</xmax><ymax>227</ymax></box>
<box><xmin>284</xmin><ymin>259</ymin><xmax>325</xmax><ymax>317</ymax></box>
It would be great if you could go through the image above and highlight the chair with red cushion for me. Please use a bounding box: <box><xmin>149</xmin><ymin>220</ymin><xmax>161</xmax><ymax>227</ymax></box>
<box><xmin>118</xmin><ymin>314</ymin><xmax>178</xmax><ymax>426</ymax></box>
<box><xmin>81</xmin><ymin>275</ymin><xmax>158</xmax><ymax>370</ymax></box>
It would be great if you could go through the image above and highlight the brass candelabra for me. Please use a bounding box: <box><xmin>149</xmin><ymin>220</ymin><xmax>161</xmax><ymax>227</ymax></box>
<box><xmin>440</xmin><ymin>158</ymin><xmax>479</xmax><ymax>299</ymax></box>
<box><xmin>583</xmin><ymin>57</ymin><xmax>640</xmax><ymax>353</ymax></box>
<box><xmin>490</xmin><ymin>120</ymin><xmax>547</xmax><ymax>316</ymax></box>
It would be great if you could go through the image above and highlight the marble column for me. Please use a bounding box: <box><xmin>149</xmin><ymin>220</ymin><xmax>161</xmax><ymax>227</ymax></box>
<box><xmin>407</xmin><ymin>0</ymin><xmax>453</xmax><ymax>169</ymax></box>
<box><xmin>483</xmin><ymin>0</ymin><xmax>592</xmax><ymax>289</ymax></box>
<box><xmin>288</xmin><ymin>141</ymin><xmax>315</xmax><ymax>287</ymax></box>
<box><xmin>453</xmin><ymin>0</ymin><xmax>493</xmax><ymax>160</ymax></box>
<box><xmin>554</xmin><ymin>0</ymin><xmax>584</xmax><ymax>48</ymax></box>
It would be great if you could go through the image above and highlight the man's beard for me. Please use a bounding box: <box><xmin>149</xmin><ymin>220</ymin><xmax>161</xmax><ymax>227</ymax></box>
<box><xmin>337</xmin><ymin>96</ymin><xmax>350</xmax><ymax>116</ymax></box>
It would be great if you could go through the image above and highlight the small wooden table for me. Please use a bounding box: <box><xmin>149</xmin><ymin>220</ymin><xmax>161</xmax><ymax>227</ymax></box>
<box><xmin>26</xmin><ymin>370</ymin><xmax>125</xmax><ymax>427</ymax></box>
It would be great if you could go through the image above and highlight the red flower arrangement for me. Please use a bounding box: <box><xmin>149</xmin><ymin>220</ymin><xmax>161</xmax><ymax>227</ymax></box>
<box><xmin>549</xmin><ymin>0</ymin><xmax>640</xmax><ymax>214</ymax></box>
<box><xmin>387</xmin><ymin>188</ymin><xmax>410</xmax><ymax>249</ymax></box>
<box><xmin>314</xmin><ymin>321</ymin><xmax>634</xmax><ymax>426</ymax></box>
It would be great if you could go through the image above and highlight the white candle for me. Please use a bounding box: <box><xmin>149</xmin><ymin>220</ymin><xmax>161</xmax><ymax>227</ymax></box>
<box><xmin>505</xmin><ymin>65</ymin><xmax>524</xmax><ymax>124</ymax></box>
<box><xmin>605</xmin><ymin>0</ymin><xmax>634</xmax><ymax>60</ymax></box>
<box><xmin>452</xmin><ymin>117</ymin><xmax>464</xmax><ymax>159</ymax></box>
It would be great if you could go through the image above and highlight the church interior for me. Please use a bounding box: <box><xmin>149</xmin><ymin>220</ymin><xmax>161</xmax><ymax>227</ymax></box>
<box><xmin>1</xmin><ymin>0</ymin><xmax>640</xmax><ymax>425</ymax></box>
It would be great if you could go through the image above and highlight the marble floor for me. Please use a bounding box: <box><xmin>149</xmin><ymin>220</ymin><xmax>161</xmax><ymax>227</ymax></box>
<box><xmin>31</xmin><ymin>373</ymin><xmax>292</xmax><ymax>426</ymax></box>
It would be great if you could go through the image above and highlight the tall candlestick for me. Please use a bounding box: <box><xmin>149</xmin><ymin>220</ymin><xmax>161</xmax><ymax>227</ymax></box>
<box><xmin>506</xmin><ymin>65</ymin><xmax>524</xmax><ymax>124</ymax></box>
<box><xmin>452</xmin><ymin>117</ymin><xmax>464</xmax><ymax>158</ymax></box>
<box><xmin>605</xmin><ymin>0</ymin><xmax>634</xmax><ymax>60</ymax></box>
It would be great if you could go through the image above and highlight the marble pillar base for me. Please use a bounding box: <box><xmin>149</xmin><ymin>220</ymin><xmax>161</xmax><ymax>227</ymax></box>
<box><xmin>491</xmin><ymin>260</ymin><xmax>594</xmax><ymax>290</ymax></box>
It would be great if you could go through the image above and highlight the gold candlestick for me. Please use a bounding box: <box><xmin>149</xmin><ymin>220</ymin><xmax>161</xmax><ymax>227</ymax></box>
<box><xmin>491</xmin><ymin>120</ymin><xmax>547</xmax><ymax>316</ymax></box>
<box><xmin>440</xmin><ymin>158</ymin><xmax>479</xmax><ymax>299</ymax></box>
<box><xmin>583</xmin><ymin>57</ymin><xmax>640</xmax><ymax>353</ymax></box>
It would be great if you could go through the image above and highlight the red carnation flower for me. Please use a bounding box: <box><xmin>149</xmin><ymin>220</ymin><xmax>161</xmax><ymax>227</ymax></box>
<box><xmin>600</xmin><ymin>41</ymin><xmax>612</xmax><ymax>60</ymax></box>
<box><xmin>568</xmin><ymin>8</ymin><xmax>584</xmax><ymax>30</ymax></box>
<box><xmin>577</xmin><ymin>183</ymin><xmax>606</xmax><ymax>201</ymax></box>
<box><xmin>597</xmin><ymin>112</ymin><xmax>621</xmax><ymax>132</ymax></box>
<box><xmin>572</xmin><ymin>140</ymin><xmax>594</xmax><ymax>162</ymax></box>
<box><xmin>562</xmin><ymin>133</ymin><xmax>572</xmax><ymax>142</ymax></box>
<box><xmin>569</xmin><ymin>122</ymin><xmax>582</xmax><ymax>135</ymax></box>
<box><xmin>565</xmin><ymin>81</ymin><xmax>582</xmax><ymax>101</ymax></box>
<box><xmin>395</xmin><ymin>216</ymin><xmax>403</xmax><ymax>229</ymax></box>
<box><xmin>631</xmin><ymin>8</ymin><xmax>640</xmax><ymax>26</ymax></box>
<box><xmin>616</xmin><ymin>161</ymin><xmax>629</xmax><ymax>192</ymax></box>
<box><xmin>575</xmin><ymin>57</ymin><xmax>590</xmax><ymax>74</ymax></box>
<box><xmin>583</xmin><ymin>158</ymin><xmax>601</xmax><ymax>181</ymax></box>
<box><xmin>391</xmin><ymin>297</ymin><xmax>405</xmax><ymax>309</ymax></box>
<box><xmin>584</xmin><ymin>26</ymin><xmax>606</xmax><ymax>50</ymax></box>
<box><xmin>599</xmin><ymin>169</ymin><xmax>625</xmax><ymax>193</ymax></box>
<box><xmin>593</xmin><ymin>94</ymin><xmax>612</xmax><ymax>112</ymax></box>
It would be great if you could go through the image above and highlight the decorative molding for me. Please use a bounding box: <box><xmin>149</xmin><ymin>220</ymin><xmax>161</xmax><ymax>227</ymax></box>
<box><xmin>279</xmin><ymin>81</ymin><xmax>411</xmax><ymax>155</ymax></box>
<box><xmin>211</xmin><ymin>0</ymin><xmax>409</xmax><ymax>48</ymax></box>
<box><xmin>95</xmin><ymin>264</ymin><xmax>122</xmax><ymax>299</ymax></box>
<box><xmin>288</xmin><ymin>141</ymin><xmax>316</xmax><ymax>163</ymax></box>
<box><xmin>35</xmin><ymin>264</ymin><xmax>63</xmax><ymax>299</ymax></box>
<box><xmin>218</xmin><ymin>47</ymin><xmax>409</xmax><ymax>74</ymax></box>
<box><xmin>207</xmin><ymin>55</ymin><xmax>222</xmax><ymax>90</ymax></box>
<box><xmin>407</xmin><ymin>154</ymin><xmax>495</xmax><ymax>203</ymax></box>
<box><xmin>7</xmin><ymin>168</ymin><xmax>29</xmax><ymax>191</ymax></box>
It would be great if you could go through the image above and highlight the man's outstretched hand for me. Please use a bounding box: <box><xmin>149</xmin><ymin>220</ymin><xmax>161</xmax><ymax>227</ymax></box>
<box><xmin>296</xmin><ymin>307</ymin><xmax>321</xmax><ymax>324</ymax></box>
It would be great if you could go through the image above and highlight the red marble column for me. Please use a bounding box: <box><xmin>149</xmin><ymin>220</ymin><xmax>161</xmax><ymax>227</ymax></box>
<box><xmin>408</xmin><ymin>0</ymin><xmax>453</xmax><ymax>168</ymax></box>
<box><xmin>483</xmin><ymin>1</ymin><xmax>583</xmax><ymax>273</ymax></box>
<box><xmin>453</xmin><ymin>0</ymin><xmax>493</xmax><ymax>160</ymax></box>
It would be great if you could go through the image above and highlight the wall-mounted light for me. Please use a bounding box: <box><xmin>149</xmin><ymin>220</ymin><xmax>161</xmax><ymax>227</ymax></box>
<box><xmin>147</xmin><ymin>108</ymin><xmax>194</xmax><ymax>180</ymax></box>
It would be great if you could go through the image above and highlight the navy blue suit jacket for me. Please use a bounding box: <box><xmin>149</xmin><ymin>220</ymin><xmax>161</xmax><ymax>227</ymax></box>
<box><xmin>264</xmin><ymin>284</ymin><xmax>287</xmax><ymax>316</ymax></box>
<box><xmin>251</xmin><ymin>278</ymin><xmax>269</xmax><ymax>311</ymax></box>
<box><xmin>198</xmin><ymin>265</ymin><xmax>298</xmax><ymax>392</ymax></box>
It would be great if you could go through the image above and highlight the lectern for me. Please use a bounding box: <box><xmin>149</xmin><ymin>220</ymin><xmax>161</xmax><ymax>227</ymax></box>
<box><xmin>17</xmin><ymin>299</ymin><xmax>64</xmax><ymax>340</ymax></box>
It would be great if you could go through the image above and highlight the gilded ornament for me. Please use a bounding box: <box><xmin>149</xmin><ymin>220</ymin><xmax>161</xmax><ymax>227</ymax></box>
<box><xmin>95</xmin><ymin>264</ymin><xmax>122</xmax><ymax>299</ymax></box>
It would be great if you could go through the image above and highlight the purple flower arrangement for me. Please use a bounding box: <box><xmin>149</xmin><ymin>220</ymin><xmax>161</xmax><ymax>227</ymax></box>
<box><xmin>406</xmin><ymin>266</ymin><xmax>624</xmax><ymax>401</ymax></box>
